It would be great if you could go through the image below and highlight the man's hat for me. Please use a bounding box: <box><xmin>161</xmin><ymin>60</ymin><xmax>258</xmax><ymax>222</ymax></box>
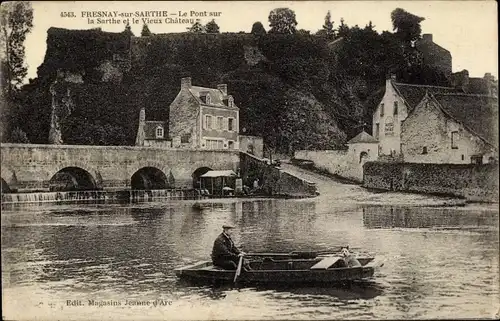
<box><xmin>222</xmin><ymin>224</ymin><xmax>235</xmax><ymax>229</ymax></box>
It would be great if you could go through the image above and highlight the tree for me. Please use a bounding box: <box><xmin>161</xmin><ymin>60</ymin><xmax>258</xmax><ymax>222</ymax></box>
<box><xmin>322</xmin><ymin>10</ymin><xmax>335</xmax><ymax>38</ymax></box>
<box><xmin>0</xmin><ymin>1</ymin><xmax>33</xmax><ymax>142</ymax></box>
<box><xmin>122</xmin><ymin>22</ymin><xmax>134</xmax><ymax>37</ymax></box>
<box><xmin>187</xmin><ymin>19</ymin><xmax>206</xmax><ymax>33</ymax></box>
<box><xmin>391</xmin><ymin>8</ymin><xmax>425</xmax><ymax>43</ymax></box>
<box><xmin>0</xmin><ymin>1</ymin><xmax>33</xmax><ymax>94</ymax></box>
<box><xmin>268</xmin><ymin>8</ymin><xmax>297</xmax><ymax>34</ymax></box>
<box><xmin>205</xmin><ymin>19</ymin><xmax>220</xmax><ymax>33</ymax></box>
<box><xmin>337</xmin><ymin>18</ymin><xmax>349</xmax><ymax>37</ymax></box>
<box><xmin>141</xmin><ymin>23</ymin><xmax>152</xmax><ymax>36</ymax></box>
<box><xmin>251</xmin><ymin>21</ymin><xmax>266</xmax><ymax>36</ymax></box>
<box><xmin>365</xmin><ymin>21</ymin><xmax>375</xmax><ymax>31</ymax></box>
<box><xmin>9</xmin><ymin>126</ymin><xmax>29</xmax><ymax>143</ymax></box>
<box><xmin>316</xmin><ymin>10</ymin><xmax>336</xmax><ymax>39</ymax></box>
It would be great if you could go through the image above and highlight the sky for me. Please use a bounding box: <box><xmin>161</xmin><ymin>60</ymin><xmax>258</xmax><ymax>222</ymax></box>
<box><xmin>25</xmin><ymin>0</ymin><xmax>498</xmax><ymax>81</ymax></box>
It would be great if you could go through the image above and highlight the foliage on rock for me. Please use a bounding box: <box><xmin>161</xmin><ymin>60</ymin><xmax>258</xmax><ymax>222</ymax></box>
<box><xmin>17</xmin><ymin>8</ymin><xmax>449</xmax><ymax>152</ymax></box>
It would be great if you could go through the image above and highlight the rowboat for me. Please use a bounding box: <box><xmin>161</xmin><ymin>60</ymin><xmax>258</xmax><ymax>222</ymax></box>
<box><xmin>175</xmin><ymin>251</ymin><xmax>382</xmax><ymax>285</ymax></box>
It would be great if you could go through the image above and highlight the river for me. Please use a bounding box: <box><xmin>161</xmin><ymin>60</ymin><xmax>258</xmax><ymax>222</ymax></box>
<box><xmin>2</xmin><ymin>166</ymin><xmax>499</xmax><ymax>320</ymax></box>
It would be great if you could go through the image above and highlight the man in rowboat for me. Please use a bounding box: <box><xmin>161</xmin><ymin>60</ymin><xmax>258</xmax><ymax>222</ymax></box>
<box><xmin>211</xmin><ymin>224</ymin><xmax>252</xmax><ymax>270</ymax></box>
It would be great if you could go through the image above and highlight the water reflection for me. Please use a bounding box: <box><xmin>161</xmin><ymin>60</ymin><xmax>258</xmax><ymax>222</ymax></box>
<box><xmin>1</xmin><ymin>198</ymin><xmax>499</xmax><ymax>319</ymax></box>
<box><xmin>362</xmin><ymin>205</ymin><xmax>499</xmax><ymax>230</ymax></box>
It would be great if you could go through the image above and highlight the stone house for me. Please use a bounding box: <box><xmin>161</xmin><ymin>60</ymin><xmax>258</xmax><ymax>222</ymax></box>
<box><xmin>135</xmin><ymin>107</ymin><xmax>170</xmax><ymax>148</ymax></box>
<box><xmin>401</xmin><ymin>92</ymin><xmax>498</xmax><ymax>164</ymax></box>
<box><xmin>373</xmin><ymin>75</ymin><xmax>461</xmax><ymax>157</ymax></box>
<box><xmin>169</xmin><ymin>77</ymin><xmax>239</xmax><ymax>150</ymax></box>
<box><xmin>415</xmin><ymin>34</ymin><xmax>452</xmax><ymax>77</ymax></box>
<box><xmin>373</xmin><ymin>73</ymin><xmax>498</xmax><ymax>159</ymax></box>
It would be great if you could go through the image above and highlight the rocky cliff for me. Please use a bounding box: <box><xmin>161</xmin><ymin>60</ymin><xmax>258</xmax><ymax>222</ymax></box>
<box><xmin>18</xmin><ymin>27</ymin><xmax>447</xmax><ymax>152</ymax></box>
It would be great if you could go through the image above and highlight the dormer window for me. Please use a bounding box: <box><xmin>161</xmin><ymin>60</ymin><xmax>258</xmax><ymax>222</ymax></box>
<box><xmin>155</xmin><ymin>126</ymin><xmax>164</xmax><ymax>139</ymax></box>
<box><xmin>228</xmin><ymin>96</ymin><xmax>234</xmax><ymax>108</ymax></box>
<box><xmin>205</xmin><ymin>94</ymin><xmax>211</xmax><ymax>105</ymax></box>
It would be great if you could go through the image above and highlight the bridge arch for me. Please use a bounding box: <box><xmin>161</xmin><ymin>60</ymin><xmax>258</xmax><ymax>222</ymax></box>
<box><xmin>131</xmin><ymin>167</ymin><xmax>171</xmax><ymax>190</ymax></box>
<box><xmin>192</xmin><ymin>167</ymin><xmax>212</xmax><ymax>189</ymax></box>
<box><xmin>49</xmin><ymin>167</ymin><xmax>98</xmax><ymax>191</ymax></box>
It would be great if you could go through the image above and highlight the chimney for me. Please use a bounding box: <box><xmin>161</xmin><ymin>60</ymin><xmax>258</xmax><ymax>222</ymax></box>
<box><xmin>181</xmin><ymin>77</ymin><xmax>192</xmax><ymax>89</ymax></box>
<box><xmin>422</xmin><ymin>34</ymin><xmax>433</xmax><ymax>42</ymax></box>
<box><xmin>217</xmin><ymin>84</ymin><xmax>228</xmax><ymax>96</ymax></box>
<box><xmin>135</xmin><ymin>107</ymin><xmax>146</xmax><ymax>146</ymax></box>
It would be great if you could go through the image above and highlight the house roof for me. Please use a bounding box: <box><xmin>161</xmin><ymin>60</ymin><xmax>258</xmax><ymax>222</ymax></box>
<box><xmin>188</xmin><ymin>86</ymin><xmax>239</xmax><ymax>110</ymax></box>
<box><xmin>347</xmin><ymin>130</ymin><xmax>378</xmax><ymax>144</ymax></box>
<box><xmin>431</xmin><ymin>93</ymin><xmax>498</xmax><ymax>148</ymax></box>
<box><xmin>201</xmin><ymin>170</ymin><xmax>237</xmax><ymax>178</ymax></box>
<box><xmin>392</xmin><ymin>82</ymin><xmax>462</xmax><ymax>112</ymax></box>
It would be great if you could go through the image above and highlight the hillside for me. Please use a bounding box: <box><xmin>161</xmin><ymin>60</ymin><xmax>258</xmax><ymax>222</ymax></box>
<box><xmin>17</xmin><ymin>27</ymin><xmax>449</xmax><ymax>153</ymax></box>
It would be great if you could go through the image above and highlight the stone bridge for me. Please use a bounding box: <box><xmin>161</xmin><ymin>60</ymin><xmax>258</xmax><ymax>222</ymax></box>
<box><xmin>1</xmin><ymin>143</ymin><xmax>240</xmax><ymax>192</ymax></box>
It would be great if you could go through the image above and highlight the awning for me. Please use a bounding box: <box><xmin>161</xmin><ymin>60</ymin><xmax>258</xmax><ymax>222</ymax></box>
<box><xmin>200</xmin><ymin>170</ymin><xmax>237</xmax><ymax>178</ymax></box>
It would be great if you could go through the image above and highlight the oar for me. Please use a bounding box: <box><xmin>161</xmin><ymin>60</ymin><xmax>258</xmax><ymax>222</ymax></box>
<box><xmin>233</xmin><ymin>255</ymin><xmax>244</xmax><ymax>283</ymax></box>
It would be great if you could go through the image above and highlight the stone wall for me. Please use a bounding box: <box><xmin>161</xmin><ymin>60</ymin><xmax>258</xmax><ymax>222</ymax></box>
<box><xmin>239</xmin><ymin>135</ymin><xmax>264</xmax><ymax>158</ymax></box>
<box><xmin>363</xmin><ymin>161</ymin><xmax>499</xmax><ymax>202</ymax></box>
<box><xmin>401</xmin><ymin>95</ymin><xmax>496</xmax><ymax>164</ymax></box>
<box><xmin>239</xmin><ymin>152</ymin><xmax>317</xmax><ymax>197</ymax></box>
<box><xmin>1</xmin><ymin>143</ymin><xmax>240</xmax><ymax>192</ymax></box>
<box><xmin>169</xmin><ymin>83</ymin><xmax>201</xmax><ymax>149</ymax></box>
<box><xmin>295</xmin><ymin>144</ymin><xmax>378</xmax><ymax>183</ymax></box>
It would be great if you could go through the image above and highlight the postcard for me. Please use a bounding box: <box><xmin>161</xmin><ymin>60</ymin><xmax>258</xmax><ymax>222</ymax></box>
<box><xmin>1</xmin><ymin>1</ymin><xmax>498</xmax><ymax>320</ymax></box>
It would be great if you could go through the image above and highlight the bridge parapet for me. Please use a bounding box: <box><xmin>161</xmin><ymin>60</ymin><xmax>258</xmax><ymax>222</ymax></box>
<box><xmin>1</xmin><ymin>143</ymin><xmax>240</xmax><ymax>192</ymax></box>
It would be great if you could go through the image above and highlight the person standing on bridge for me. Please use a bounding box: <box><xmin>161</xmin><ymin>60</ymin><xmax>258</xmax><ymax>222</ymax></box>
<box><xmin>211</xmin><ymin>224</ymin><xmax>252</xmax><ymax>270</ymax></box>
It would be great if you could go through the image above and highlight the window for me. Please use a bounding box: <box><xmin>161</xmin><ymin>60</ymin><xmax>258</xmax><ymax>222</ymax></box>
<box><xmin>155</xmin><ymin>126</ymin><xmax>164</xmax><ymax>138</ymax></box>
<box><xmin>204</xmin><ymin>115</ymin><xmax>212</xmax><ymax>130</ymax></box>
<box><xmin>375</xmin><ymin>123</ymin><xmax>380</xmax><ymax>139</ymax></box>
<box><xmin>206</xmin><ymin>139</ymin><xmax>224</xmax><ymax>149</ymax></box>
<box><xmin>205</xmin><ymin>94</ymin><xmax>211</xmax><ymax>105</ymax></box>
<box><xmin>217</xmin><ymin>117</ymin><xmax>223</xmax><ymax>130</ymax></box>
<box><xmin>451</xmin><ymin>131</ymin><xmax>459</xmax><ymax>149</ymax></box>
<box><xmin>228</xmin><ymin>118</ymin><xmax>234</xmax><ymax>131</ymax></box>
<box><xmin>181</xmin><ymin>133</ymin><xmax>190</xmax><ymax>143</ymax></box>
<box><xmin>471</xmin><ymin>155</ymin><xmax>483</xmax><ymax>165</ymax></box>
<box><xmin>384</xmin><ymin>117</ymin><xmax>394</xmax><ymax>136</ymax></box>
<box><xmin>422</xmin><ymin>146</ymin><xmax>428</xmax><ymax>154</ymax></box>
<box><xmin>393</xmin><ymin>101</ymin><xmax>398</xmax><ymax>115</ymax></box>
<box><xmin>228</xmin><ymin>141</ymin><xmax>234</xmax><ymax>149</ymax></box>
<box><xmin>228</xmin><ymin>96</ymin><xmax>234</xmax><ymax>108</ymax></box>
<box><xmin>380</xmin><ymin>103</ymin><xmax>385</xmax><ymax>117</ymax></box>
<box><xmin>461</xmin><ymin>154</ymin><xmax>464</xmax><ymax>161</ymax></box>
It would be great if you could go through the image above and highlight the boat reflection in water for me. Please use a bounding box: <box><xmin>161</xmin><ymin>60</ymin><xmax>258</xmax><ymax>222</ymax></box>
<box><xmin>175</xmin><ymin>278</ymin><xmax>385</xmax><ymax>301</ymax></box>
